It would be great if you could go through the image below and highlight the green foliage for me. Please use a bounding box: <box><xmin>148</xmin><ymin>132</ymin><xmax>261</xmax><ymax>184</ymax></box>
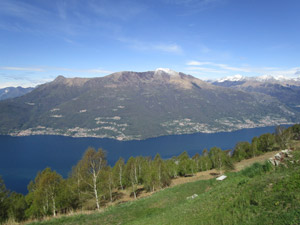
<box><xmin>208</xmin><ymin>147</ymin><xmax>226</xmax><ymax>170</ymax></box>
<box><xmin>290</xmin><ymin>124</ymin><xmax>300</xmax><ymax>140</ymax></box>
<box><xmin>124</xmin><ymin>157</ymin><xmax>139</xmax><ymax>199</ymax></box>
<box><xmin>28</xmin><ymin>150</ymin><xmax>300</xmax><ymax>225</ymax></box>
<box><xmin>240</xmin><ymin>161</ymin><xmax>273</xmax><ymax>178</ymax></box>
<box><xmin>8</xmin><ymin>192</ymin><xmax>28</xmax><ymax>222</ymax></box>
<box><xmin>199</xmin><ymin>155</ymin><xmax>212</xmax><ymax>171</ymax></box>
<box><xmin>0</xmin><ymin>176</ymin><xmax>9</xmax><ymax>223</ymax></box>
<box><xmin>257</xmin><ymin>133</ymin><xmax>276</xmax><ymax>152</ymax></box>
<box><xmin>72</xmin><ymin>147</ymin><xmax>107</xmax><ymax>210</ymax></box>
<box><xmin>113</xmin><ymin>157</ymin><xmax>125</xmax><ymax>190</ymax></box>
<box><xmin>232</xmin><ymin>141</ymin><xmax>251</xmax><ymax>161</ymax></box>
<box><xmin>25</xmin><ymin>168</ymin><xmax>63</xmax><ymax>218</ymax></box>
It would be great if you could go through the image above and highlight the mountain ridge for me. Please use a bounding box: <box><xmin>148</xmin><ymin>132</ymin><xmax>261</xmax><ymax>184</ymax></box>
<box><xmin>0</xmin><ymin>86</ymin><xmax>34</xmax><ymax>101</ymax></box>
<box><xmin>0</xmin><ymin>70</ymin><xmax>298</xmax><ymax>140</ymax></box>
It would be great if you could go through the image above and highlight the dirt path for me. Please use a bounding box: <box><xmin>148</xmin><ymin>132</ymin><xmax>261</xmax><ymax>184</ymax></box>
<box><xmin>170</xmin><ymin>150</ymin><xmax>281</xmax><ymax>186</ymax></box>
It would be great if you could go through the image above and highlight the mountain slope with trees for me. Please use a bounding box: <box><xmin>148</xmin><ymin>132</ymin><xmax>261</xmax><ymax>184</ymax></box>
<box><xmin>0</xmin><ymin>69</ymin><xmax>298</xmax><ymax>140</ymax></box>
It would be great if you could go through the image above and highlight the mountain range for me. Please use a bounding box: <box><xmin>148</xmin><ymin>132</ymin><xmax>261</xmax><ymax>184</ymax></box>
<box><xmin>0</xmin><ymin>69</ymin><xmax>299</xmax><ymax>140</ymax></box>
<box><xmin>211</xmin><ymin>75</ymin><xmax>300</xmax><ymax>109</ymax></box>
<box><xmin>0</xmin><ymin>87</ymin><xmax>34</xmax><ymax>101</ymax></box>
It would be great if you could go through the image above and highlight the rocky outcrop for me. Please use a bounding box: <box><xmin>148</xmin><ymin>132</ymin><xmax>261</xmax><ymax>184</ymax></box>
<box><xmin>268</xmin><ymin>149</ymin><xmax>293</xmax><ymax>166</ymax></box>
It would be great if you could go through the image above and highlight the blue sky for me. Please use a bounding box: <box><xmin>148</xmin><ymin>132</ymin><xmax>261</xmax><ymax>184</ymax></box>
<box><xmin>0</xmin><ymin>0</ymin><xmax>300</xmax><ymax>87</ymax></box>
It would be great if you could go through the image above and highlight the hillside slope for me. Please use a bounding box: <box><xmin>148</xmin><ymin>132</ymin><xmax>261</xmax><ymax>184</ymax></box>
<box><xmin>28</xmin><ymin>149</ymin><xmax>300</xmax><ymax>225</ymax></box>
<box><xmin>0</xmin><ymin>69</ymin><xmax>298</xmax><ymax>140</ymax></box>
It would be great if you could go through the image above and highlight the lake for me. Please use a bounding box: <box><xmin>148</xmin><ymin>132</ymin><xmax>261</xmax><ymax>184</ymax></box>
<box><xmin>0</xmin><ymin>126</ymin><xmax>282</xmax><ymax>194</ymax></box>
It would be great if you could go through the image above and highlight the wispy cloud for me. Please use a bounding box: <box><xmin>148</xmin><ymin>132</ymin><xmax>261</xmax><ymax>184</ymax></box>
<box><xmin>0</xmin><ymin>67</ymin><xmax>44</xmax><ymax>72</ymax></box>
<box><xmin>186</xmin><ymin>66</ymin><xmax>226</xmax><ymax>73</ymax></box>
<box><xmin>186</xmin><ymin>60</ymin><xmax>300</xmax><ymax>78</ymax></box>
<box><xmin>164</xmin><ymin>0</ymin><xmax>224</xmax><ymax>15</ymax></box>
<box><xmin>118</xmin><ymin>37</ymin><xmax>183</xmax><ymax>54</ymax></box>
<box><xmin>54</xmin><ymin>67</ymin><xmax>112</xmax><ymax>74</ymax></box>
<box><xmin>0</xmin><ymin>66</ymin><xmax>111</xmax><ymax>75</ymax></box>
<box><xmin>0</xmin><ymin>66</ymin><xmax>113</xmax><ymax>88</ymax></box>
<box><xmin>88</xmin><ymin>0</ymin><xmax>145</xmax><ymax>21</ymax></box>
<box><xmin>186</xmin><ymin>61</ymin><xmax>250</xmax><ymax>72</ymax></box>
<box><xmin>153</xmin><ymin>44</ymin><xmax>183</xmax><ymax>53</ymax></box>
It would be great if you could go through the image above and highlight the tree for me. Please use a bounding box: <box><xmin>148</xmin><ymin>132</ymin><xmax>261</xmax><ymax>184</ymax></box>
<box><xmin>113</xmin><ymin>158</ymin><xmax>125</xmax><ymax>190</ymax></box>
<box><xmin>124</xmin><ymin>157</ymin><xmax>138</xmax><ymax>199</ymax></box>
<box><xmin>74</xmin><ymin>147</ymin><xmax>107</xmax><ymax>210</ymax></box>
<box><xmin>199</xmin><ymin>155</ymin><xmax>212</xmax><ymax>171</ymax></box>
<box><xmin>165</xmin><ymin>159</ymin><xmax>178</xmax><ymax>178</ymax></box>
<box><xmin>258</xmin><ymin>133</ymin><xmax>276</xmax><ymax>152</ymax></box>
<box><xmin>67</xmin><ymin>166</ymin><xmax>86</xmax><ymax>211</ymax></box>
<box><xmin>8</xmin><ymin>192</ymin><xmax>28</xmax><ymax>222</ymax></box>
<box><xmin>101</xmin><ymin>167</ymin><xmax>115</xmax><ymax>203</ymax></box>
<box><xmin>0</xmin><ymin>176</ymin><xmax>9</xmax><ymax>223</ymax></box>
<box><xmin>25</xmin><ymin>168</ymin><xmax>63</xmax><ymax>217</ymax></box>
<box><xmin>251</xmin><ymin>137</ymin><xmax>261</xmax><ymax>157</ymax></box>
<box><xmin>192</xmin><ymin>153</ymin><xmax>201</xmax><ymax>172</ymax></box>
<box><xmin>177</xmin><ymin>151</ymin><xmax>193</xmax><ymax>176</ymax></box>
<box><xmin>232</xmin><ymin>142</ymin><xmax>251</xmax><ymax>162</ymax></box>
<box><xmin>202</xmin><ymin>148</ymin><xmax>209</xmax><ymax>157</ymax></box>
<box><xmin>208</xmin><ymin>147</ymin><xmax>225</xmax><ymax>171</ymax></box>
<box><xmin>291</xmin><ymin>124</ymin><xmax>300</xmax><ymax>140</ymax></box>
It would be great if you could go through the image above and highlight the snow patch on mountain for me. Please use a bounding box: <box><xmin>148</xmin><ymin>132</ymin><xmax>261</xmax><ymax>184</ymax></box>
<box><xmin>155</xmin><ymin>68</ymin><xmax>179</xmax><ymax>76</ymax></box>
<box><xmin>217</xmin><ymin>74</ymin><xmax>246</xmax><ymax>82</ymax></box>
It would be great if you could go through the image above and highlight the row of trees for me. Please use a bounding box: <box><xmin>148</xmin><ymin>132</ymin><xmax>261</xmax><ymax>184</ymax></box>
<box><xmin>232</xmin><ymin>125</ymin><xmax>299</xmax><ymax>162</ymax></box>
<box><xmin>1</xmin><ymin>124</ymin><xmax>299</xmax><ymax>223</ymax></box>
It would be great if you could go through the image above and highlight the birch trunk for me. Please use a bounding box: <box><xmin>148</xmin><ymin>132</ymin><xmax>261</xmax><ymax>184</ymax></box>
<box><xmin>52</xmin><ymin>194</ymin><xmax>56</xmax><ymax>217</ymax></box>
<box><xmin>119</xmin><ymin>164</ymin><xmax>123</xmax><ymax>190</ymax></box>
<box><xmin>93</xmin><ymin>171</ymin><xmax>100</xmax><ymax>210</ymax></box>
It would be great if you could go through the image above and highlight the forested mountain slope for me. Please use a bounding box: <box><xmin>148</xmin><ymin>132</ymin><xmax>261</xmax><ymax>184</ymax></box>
<box><xmin>0</xmin><ymin>69</ymin><xmax>298</xmax><ymax>140</ymax></box>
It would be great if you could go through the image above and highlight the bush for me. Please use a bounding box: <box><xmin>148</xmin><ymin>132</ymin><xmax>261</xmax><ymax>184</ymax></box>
<box><xmin>241</xmin><ymin>161</ymin><xmax>273</xmax><ymax>178</ymax></box>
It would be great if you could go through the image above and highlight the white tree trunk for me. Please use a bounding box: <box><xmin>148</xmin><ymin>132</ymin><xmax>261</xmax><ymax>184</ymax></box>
<box><xmin>132</xmin><ymin>182</ymin><xmax>136</xmax><ymax>199</ymax></box>
<box><xmin>119</xmin><ymin>164</ymin><xmax>123</xmax><ymax>190</ymax></box>
<box><xmin>93</xmin><ymin>171</ymin><xmax>100</xmax><ymax>210</ymax></box>
<box><xmin>52</xmin><ymin>194</ymin><xmax>56</xmax><ymax>217</ymax></box>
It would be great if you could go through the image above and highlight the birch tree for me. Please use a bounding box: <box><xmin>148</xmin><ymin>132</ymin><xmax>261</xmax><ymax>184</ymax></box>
<box><xmin>113</xmin><ymin>158</ymin><xmax>125</xmax><ymax>190</ymax></box>
<box><xmin>26</xmin><ymin>168</ymin><xmax>62</xmax><ymax>217</ymax></box>
<box><xmin>124</xmin><ymin>157</ymin><xmax>138</xmax><ymax>199</ymax></box>
<box><xmin>75</xmin><ymin>147</ymin><xmax>107</xmax><ymax>210</ymax></box>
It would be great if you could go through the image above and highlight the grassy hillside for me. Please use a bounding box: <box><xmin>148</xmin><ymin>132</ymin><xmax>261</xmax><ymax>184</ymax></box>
<box><xmin>28</xmin><ymin>149</ymin><xmax>300</xmax><ymax>225</ymax></box>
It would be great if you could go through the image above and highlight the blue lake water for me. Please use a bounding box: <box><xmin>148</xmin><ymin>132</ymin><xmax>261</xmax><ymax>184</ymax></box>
<box><xmin>0</xmin><ymin>126</ymin><xmax>282</xmax><ymax>194</ymax></box>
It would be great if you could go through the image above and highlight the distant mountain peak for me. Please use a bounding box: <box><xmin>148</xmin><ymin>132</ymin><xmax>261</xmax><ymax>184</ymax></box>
<box><xmin>54</xmin><ymin>75</ymin><xmax>66</xmax><ymax>82</ymax></box>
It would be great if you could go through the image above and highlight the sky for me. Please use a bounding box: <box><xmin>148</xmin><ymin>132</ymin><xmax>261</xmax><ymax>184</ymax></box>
<box><xmin>0</xmin><ymin>0</ymin><xmax>300</xmax><ymax>88</ymax></box>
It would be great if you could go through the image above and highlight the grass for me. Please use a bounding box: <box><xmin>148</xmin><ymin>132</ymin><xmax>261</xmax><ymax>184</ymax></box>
<box><xmin>28</xmin><ymin>149</ymin><xmax>300</xmax><ymax>225</ymax></box>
